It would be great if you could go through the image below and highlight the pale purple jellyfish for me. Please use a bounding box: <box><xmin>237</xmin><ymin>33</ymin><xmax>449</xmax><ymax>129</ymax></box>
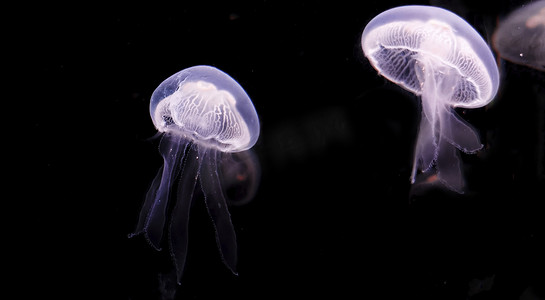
<box><xmin>361</xmin><ymin>6</ymin><xmax>499</xmax><ymax>192</ymax></box>
<box><xmin>130</xmin><ymin>65</ymin><xmax>260</xmax><ymax>283</ymax></box>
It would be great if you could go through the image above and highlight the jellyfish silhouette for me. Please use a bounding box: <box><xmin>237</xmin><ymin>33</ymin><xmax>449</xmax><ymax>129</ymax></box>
<box><xmin>361</xmin><ymin>5</ymin><xmax>499</xmax><ymax>192</ymax></box>
<box><xmin>130</xmin><ymin>65</ymin><xmax>260</xmax><ymax>283</ymax></box>
<box><xmin>493</xmin><ymin>0</ymin><xmax>545</xmax><ymax>71</ymax></box>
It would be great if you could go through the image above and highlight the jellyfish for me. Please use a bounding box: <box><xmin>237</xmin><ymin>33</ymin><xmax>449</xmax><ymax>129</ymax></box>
<box><xmin>129</xmin><ymin>65</ymin><xmax>260</xmax><ymax>283</ymax></box>
<box><xmin>361</xmin><ymin>5</ymin><xmax>499</xmax><ymax>192</ymax></box>
<box><xmin>493</xmin><ymin>0</ymin><xmax>545</xmax><ymax>71</ymax></box>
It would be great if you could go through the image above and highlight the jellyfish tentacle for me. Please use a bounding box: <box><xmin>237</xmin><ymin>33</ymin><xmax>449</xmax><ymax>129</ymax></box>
<box><xmin>439</xmin><ymin>106</ymin><xmax>483</xmax><ymax>153</ymax></box>
<box><xmin>199</xmin><ymin>148</ymin><xmax>238</xmax><ymax>275</ymax></box>
<box><xmin>128</xmin><ymin>165</ymin><xmax>163</xmax><ymax>238</ymax></box>
<box><xmin>434</xmin><ymin>61</ymin><xmax>483</xmax><ymax>153</ymax></box>
<box><xmin>436</xmin><ymin>105</ymin><xmax>465</xmax><ymax>192</ymax></box>
<box><xmin>411</xmin><ymin>114</ymin><xmax>435</xmax><ymax>183</ymax></box>
<box><xmin>412</xmin><ymin>57</ymin><xmax>441</xmax><ymax>181</ymax></box>
<box><xmin>436</xmin><ymin>132</ymin><xmax>465</xmax><ymax>192</ymax></box>
<box><xmin>415</xmin><ymin>55</ymin><xmax>477</xmax><ymax>192</ymax></box>
<box><xmin>169</xmin><ymin>142</ymin><xmax>201</xmax><ymax>284</ymax></box>
<box><xmin>144</xmin><ymin>134</ymin><xmax>189</xmax><ymax>250</ymax></box>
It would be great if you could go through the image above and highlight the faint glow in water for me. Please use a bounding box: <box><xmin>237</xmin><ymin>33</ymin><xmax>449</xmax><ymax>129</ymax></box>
<box><xmin>493</xmin><ymin>0</ymin><xmax>545</xmax><ymax>71</ymax></box>
<box><xmin>525</xmin><ymin>6</ymin><xmax>545</xmax><ymax>28</ymax></box>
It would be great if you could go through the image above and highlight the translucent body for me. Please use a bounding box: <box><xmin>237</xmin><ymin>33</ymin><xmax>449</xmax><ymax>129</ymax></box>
<box><xmin>130</xmin><ymin>65</ymin><xmax>260</xmax><ymax>283</ymax></box>
<box><xmin>493</xmin><ymin>0</ymin><xmax>545</xmax><ymax>71</ymax></box>
<box><xmin>151</xmin><ymin>65</ymin><xmax>260</xmax><ymax>151</ymax></box>
<box><xmin>361</xmin><ymin>6</ymin><xmax>499</xmax><ymax>192</ymax></box>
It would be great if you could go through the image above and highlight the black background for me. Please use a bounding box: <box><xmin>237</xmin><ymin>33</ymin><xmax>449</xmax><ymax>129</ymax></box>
<box><xmin>18</xmin><ymin>0</ymin><xmax>544</xmax><ymax>299</ymax></box>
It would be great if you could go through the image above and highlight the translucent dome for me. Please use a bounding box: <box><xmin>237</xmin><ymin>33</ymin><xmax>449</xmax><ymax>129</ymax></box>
<box><xmin>361</xmin><ymin>5</ymin><xmax>499</xmax><ymax>108</ymax></box>
<box><xmin>150</xmin><ymin>65</ymin><xmax>260</xmax><ymax>152</ymax></box>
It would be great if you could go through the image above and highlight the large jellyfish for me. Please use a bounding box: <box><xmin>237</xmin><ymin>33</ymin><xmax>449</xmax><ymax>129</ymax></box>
<box><xmin>130</xmin><ymin>65</ymin><xmax>260</xmax><ymax>283</ymax></box>
<box><xmin>361</xmin><ymin>5</ymin><xmax>499</xmax><ymax>192</ymax></box>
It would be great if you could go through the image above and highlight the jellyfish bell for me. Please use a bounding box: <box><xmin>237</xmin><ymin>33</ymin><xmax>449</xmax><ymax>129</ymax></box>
<box><xmin>361</xmin><ymin>5</ymin><xmax>499</xmax><ymax>107</ymax></box>
<box><xmin>493</xmin><ymin>0</ymin><xmax>545</xmax><ymax>71</ymax></box>
<box><xmin>361</xmin><ymin>5</ymin><xmax>499</xmax><ymax>193</ymax></box>
<box><xmin>151</xmin><ymin>65</ymin><xmax>260</xmax><ymax>152</ymax></box>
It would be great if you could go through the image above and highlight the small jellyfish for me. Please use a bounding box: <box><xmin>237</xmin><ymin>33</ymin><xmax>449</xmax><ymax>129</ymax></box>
<box><xmin>361</xmin><ymin>5</ymin><xmax>499</xmax><ymax>192</ymax></box>
<box><xmin>493</xmin><ymin>0</ymin><xmax>545</xmax><ymax>71</ymax></box>
<box><xmin>130</xmin><ymin>65</ymin><xmax>260</xmax><ymax>283</ymax></box>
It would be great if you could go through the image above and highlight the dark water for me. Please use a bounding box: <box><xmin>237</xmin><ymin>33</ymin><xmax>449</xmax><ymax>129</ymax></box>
<box><xmin>21</xmin><ymin>0</ymin><xmax>544</xmax><ymax>299</ymax></box>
